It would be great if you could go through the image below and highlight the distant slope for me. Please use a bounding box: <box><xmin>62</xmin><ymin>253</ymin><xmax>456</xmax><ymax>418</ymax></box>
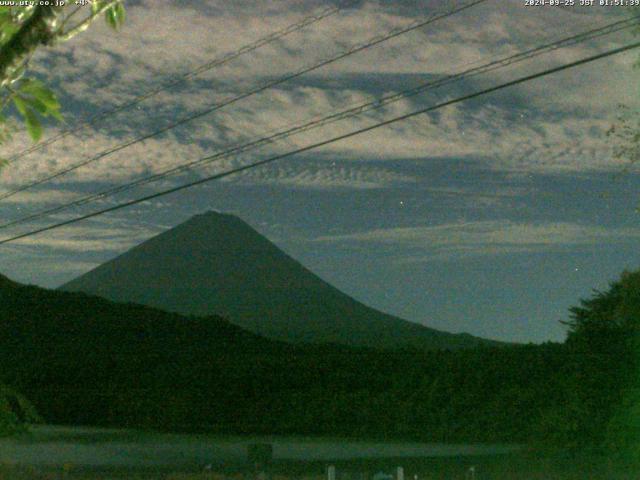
<box><xmin>61</xmin><ymin>211</ymin><xmax>493</xmax><ymax>350</ymax></box>
<box><xmin>0</xmin><ymin>274</ymin><xmax>289</xmax><ymax>430</ymax></box>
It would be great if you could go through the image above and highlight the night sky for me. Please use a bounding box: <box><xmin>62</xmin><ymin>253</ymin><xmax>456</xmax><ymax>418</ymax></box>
<box><xmin>1</xmin><ymin>0</ymin><xmax>639</xmax><ymax>343</ymax></box>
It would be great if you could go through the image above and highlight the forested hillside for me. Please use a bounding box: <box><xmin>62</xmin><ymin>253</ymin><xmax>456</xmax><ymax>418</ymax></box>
<box><xmin>1</xmin><ymin>270</ymin><xmax>638</xmax><ymax>450</ymax></box>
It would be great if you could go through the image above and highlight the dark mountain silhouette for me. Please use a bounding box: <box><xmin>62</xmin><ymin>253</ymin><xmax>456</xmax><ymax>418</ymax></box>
<box><xmin>61</xmin><ymin>211</ymin><xmax>493</xmax><ymax>349</ymax></box>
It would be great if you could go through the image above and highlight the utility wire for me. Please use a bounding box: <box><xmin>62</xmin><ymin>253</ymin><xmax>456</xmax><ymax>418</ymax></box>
<box><xmin>0</xmin><ymin>0</ymin><xmax>488</xmax><ymax>202</ymax></box>
<box><xmin>2</xmin><ymin>38</ymin><xmax>638</xmax><ymax>245</ymax></box>
<box><xmin>0</xmin><ymin>16</ymin><xmax>636</xmax><ymax>231</ymax></box>
<box><xmin>2</xmin><ymin>2</ymin><xmax>353</xmax><ymax>166</ymax></box>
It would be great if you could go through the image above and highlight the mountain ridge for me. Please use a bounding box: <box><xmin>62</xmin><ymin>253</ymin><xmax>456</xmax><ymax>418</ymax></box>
<box><xmin>61</xmin><ymin>211</ymin><xmax>497</xmax><ymax>350</ymax></box>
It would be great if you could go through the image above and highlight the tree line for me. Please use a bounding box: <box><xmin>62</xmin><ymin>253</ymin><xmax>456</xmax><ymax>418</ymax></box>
<box><xmin>0</xmin><ymin>268</ymin><xmax>638</xmax><ymax>456</ymax></box>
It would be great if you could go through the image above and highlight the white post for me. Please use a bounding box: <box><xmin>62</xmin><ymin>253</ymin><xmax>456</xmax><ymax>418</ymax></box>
<box><xmin>396</xmin><ymin>467</ymin><xmax>404</xmax><ymax>480</ymax></box>
<box><xmin>328</xmin><ymin>465</ymin><xmax>336</xmax><ymax>480</ymax></box>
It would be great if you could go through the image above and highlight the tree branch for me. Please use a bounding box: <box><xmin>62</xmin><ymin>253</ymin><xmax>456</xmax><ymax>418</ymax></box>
<box><xmin>57</xmin><ymin>1</ymin><xmax>124</xmax><ymax>42</ymax></box>
<box><xmin>0</xmin><ymin>6</ymin><xmax>64</xmax><ymax>87</ymax></box>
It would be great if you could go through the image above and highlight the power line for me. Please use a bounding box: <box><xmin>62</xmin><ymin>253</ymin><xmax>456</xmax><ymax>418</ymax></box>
<box><xmin>0</xmin><ymin>16</ymin><xmax>636</xmax><ymax>231</ymax></box>
<box><xmin>2</xmin><ymin>2</ymin><xmax>353</xmax><ymax>166</ymax></box>
<box><xmin>2</xmin><ymin>38</ymin><xmax>638</xmax><ymax>245</ymax></box>
<box><xmin>0</xmin><ymin>0</ymin><xmax>488</xmax><ymax>202</ymax></box>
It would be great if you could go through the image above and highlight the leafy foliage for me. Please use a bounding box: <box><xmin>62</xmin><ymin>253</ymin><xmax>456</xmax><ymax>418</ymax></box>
<box><xmin>0</xmin><ymin>2</ymin><xmax>125</xmax><ymax>150</ymax></box>
<box><xmin>564</xmin><ymin>269</ymin><xmax>640</xmax><ymax>361</ymax></box>
<box><xmin>564</xmin><ymin>269</ymin><xmax>640</xmax><ymax>456</ymax></box>
<box><xmin>10</xmin><ymin>78</ymin><xmax>62</xmax><ymax>142</ymax></box>
<box><xmin>100</xmin><ymin>2</ymin><xmax>126</xmax><ymax>30</ymax></box>
<box><xmin>0</xmin><ymin>7</ymin><xmax>25</xmax><ymax>48</ymax></box>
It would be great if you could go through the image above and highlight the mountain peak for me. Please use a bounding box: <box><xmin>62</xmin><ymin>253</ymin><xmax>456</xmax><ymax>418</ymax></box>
<box><xmin>194</xmin><ymin>210</ymin><xmax>238</xmax><ymax>220</ymax></box>
<box><xmin>174</xmin><ymin>210</ymin><xmax>259</xmax><ymax>231</ymax></box>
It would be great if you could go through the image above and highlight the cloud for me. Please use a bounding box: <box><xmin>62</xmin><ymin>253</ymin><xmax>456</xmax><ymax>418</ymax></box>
<box><xmin>0</xmin><ymin>0</ymin><xmax>637</xmax><ymax>220</ymax></box>
<box><xmin>6</xmin><ymin>219</ymin><xmax>161</xmax><ymax>253</ymax></box>
<box><xmin>228</xmin><ymin>160</ymin><xmax>417</xmax><ymax>189</ymax></box>
<box><xmin>0</xmin><ymin>189</ymin><xmax>78</xmax><ymax>205</ymax></box>
<box><xmin>314</xmin><ymin>220</ymin><xmax>640</xmax><ymax>261</ymax></box>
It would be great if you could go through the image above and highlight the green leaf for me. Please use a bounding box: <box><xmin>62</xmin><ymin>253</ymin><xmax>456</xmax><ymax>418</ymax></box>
<box><xmin>17</xmin><ymin>79</ymin><xmax>63</xmax><ymax>121</ymax></box>
<box><xmin>24</xmin><ymin>96</ymin><xmax>48</xmax><ymax>115</ymax></box>
<box><xmin>12</xmin><ymin>95</ymin><xmax>28</xmax><ymax>117</ymax></box>
<box><xmin>19</xmin><ymin>78</ymin><xmax>45</xmax><ymax>95</ymax></box>
<box><xmin>9</xmin><ymin>79</ymin><xmax>64</xmax><ymax>142</ymax></box>
<box><xmin>25</xmin><ymin>97</ymin><xmax>63</xmax><ymax>121</ymax></box>
<box><xmin>117</xmin><ymin>3</ymin><xmax>126</xmax><ymax>24</ymax></box>
<box><xmin>105</xmin><ymin>10</ymin><xmax>116</xmax><ymax>29</ymax></box>
<box><xmin>19</xmin><ymin>79</ymin><xmax>60</xmax><ymax>110</ymax></box>
<box><xmin>13</xmin><ymin>96</ymin><xmax>42</xmax><ymax>141</ymax></box>
<box><xmin>23</xmin><ymin>108</ymin><xmax>42</xmax><ymax>141</ymax></box>
<box><xmin>105</xmin><ymin>3</ymin><xmax>125</xmax><ymax>30</ymax></box>
<box><xmin>0</xmin><ymin>22</ymin><xmax>19</xmax><ymax>47</ymax></box>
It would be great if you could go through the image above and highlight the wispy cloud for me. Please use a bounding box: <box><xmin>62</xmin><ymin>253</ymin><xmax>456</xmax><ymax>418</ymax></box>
<box><xmin>0</xmin><ymin>0</ymin><xmax>634</xmax><ymax>199</ymax></box>
<box><xmin>225</xmin><ymin>157</ymin><xmax>417</xmax><ymax>189</ymax></box>
<box><xmin>314</xmin><ymin>220</ymin><xmax>640</xmax><ymax>261</ymax></box>
<box><xmin>7</xmin><ymin>220</ymin><xmax>161</xmax><ymax>253</ymax></box>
